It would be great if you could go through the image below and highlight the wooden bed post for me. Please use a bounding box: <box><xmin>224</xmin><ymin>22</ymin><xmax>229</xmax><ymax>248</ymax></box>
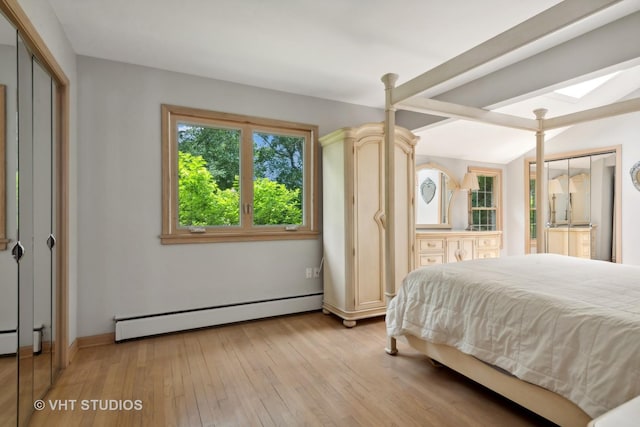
<box><xmin>382</xmin><ymin>73</ymin><xmax>398</xmax><ymax>355</ymax></box>
<box><xmin>534</xmin><ymin>109</ymin><xmax>548</xmax><ymax>252</ymax></box>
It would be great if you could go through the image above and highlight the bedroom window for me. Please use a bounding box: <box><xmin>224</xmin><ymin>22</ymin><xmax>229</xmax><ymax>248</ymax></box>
<box><xmin>468</xmin><ymin>167</ymin><xmax>502</xmax><ymax>232</ymax></box>
<box><xmin>161</xmin><ymin>105</ymin><xmax>319</xmax><ymax>244</ymax></box>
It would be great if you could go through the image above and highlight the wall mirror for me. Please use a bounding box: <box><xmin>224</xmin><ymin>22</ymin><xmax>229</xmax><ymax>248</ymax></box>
<box><xmin>525</xmin><ymin>148</ymin><xmax>619</xmax><ymax>262</ymax></box>
<box><xmin>0</xmin><ymin>8</ymin><xmax>12</xmax><ymax>251</ymax></box>
<box><xmin>1</xmin><ymin>7</ymin><xmax>60</xmax><ymax>424</ymax></box>
<box><xmin>415</xmin><ymin>163</ymin><xmax>458</xmax><ymax>229</ymax></box>
<box><xmin>0</xmin><ymin>9</ymin><xmax>17</xmax><ymax>427</ymax></box>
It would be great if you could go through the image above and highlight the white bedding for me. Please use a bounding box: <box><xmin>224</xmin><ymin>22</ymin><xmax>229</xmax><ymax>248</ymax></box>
<box><xmin>386</xmin><ymin>254</ymin><xmax>640</xmax><ymax>418</ymax></box>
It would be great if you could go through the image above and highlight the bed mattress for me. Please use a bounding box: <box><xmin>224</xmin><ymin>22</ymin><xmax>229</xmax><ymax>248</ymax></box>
<box><xmin>386</xmin><ymin>254</ymin><xmax>640</xmax><ymax>418</ymax></box>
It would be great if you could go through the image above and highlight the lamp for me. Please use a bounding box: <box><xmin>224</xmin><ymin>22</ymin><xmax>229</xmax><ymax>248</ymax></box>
<box><xmin>461</xmin><ymin>172</ymin><xmax>479</xmax><ymax>231</ymax></box>
<box><xmin>569</xmin><ymin>173</ymin><xmax>587</xmax><ymax>194</ymax></box>
<box><xmin>461</xmin><ymin>172</ymin><xmax>480</xmax><ymax>192</ymax></box>
<box><xmin>548</xmin><ymin>178</ymin><xmax>564</xmax><ymax>226</ymax></box>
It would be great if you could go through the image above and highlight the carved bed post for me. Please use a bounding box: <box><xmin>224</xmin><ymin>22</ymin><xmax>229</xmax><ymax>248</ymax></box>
<box><xmin>382</xmin><ymin>73</ymin><xmax>398</xmax><ymax>355</ymax></box>
<box><xmin>534</xmin><ymin>109</ymin><xmax>548</xmax><ymax>252</ymax></box>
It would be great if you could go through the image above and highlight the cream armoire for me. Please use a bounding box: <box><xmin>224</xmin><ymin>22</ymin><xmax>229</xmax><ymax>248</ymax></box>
<box><xmin>320</xmin><ymin>123</ymin><xmax>417</xmax><ymax>327</ymax></box>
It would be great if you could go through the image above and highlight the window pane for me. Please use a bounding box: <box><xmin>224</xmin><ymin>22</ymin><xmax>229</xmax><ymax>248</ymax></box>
<box><xmin>530</xmin><ymin>209</ymin><xmax>537</xmax><ymax>237</ymax></box>
<box><xmin>177</xmin><ymin>123</ymin><xmax>241</xmax><ymax>227</ymax></box>
<box><xmin>471</xmin><ymin>208</ymin><xmax>497</xmax><ymax>231</ymax></box>
<box><xmin>477</xmin><ymin>191</ymin><xmax>485</xmax><ymax>207</ymax></box>
<box><xmin>530</xmin><ymin>178</ymin><xmax>538</xmax><ymax>208</ymax></box>
<box><xmin>483</xmin><ymin>176</ymin><xmax>494</xmax><ymax>207</ymax></box>
<box><xmin>252</xmin><ymin>131</ymin><xmax>304</xmax><ymax>226</ymax></box>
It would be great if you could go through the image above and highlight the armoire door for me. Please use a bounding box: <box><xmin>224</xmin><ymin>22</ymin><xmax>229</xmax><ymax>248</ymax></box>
<box><xmin>353</xmin><ymin>137</ymin><xmax>384</xmax><ymax>310</ymax></box>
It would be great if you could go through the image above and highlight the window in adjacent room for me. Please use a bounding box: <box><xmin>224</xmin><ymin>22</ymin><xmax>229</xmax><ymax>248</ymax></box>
<box><xmin>529</xmin><ymin>175</ymin><xmax>537</xmax><ymax>250</ymax></box>
<box><xmin>468</xmin><ymin>167</ymin><xmax>502</xmax><ymax>232</ymax></box>
<box><xmin>161</xmin><ymin>105</ymin><xmax>319</xmax><ymax>243</ymax></box>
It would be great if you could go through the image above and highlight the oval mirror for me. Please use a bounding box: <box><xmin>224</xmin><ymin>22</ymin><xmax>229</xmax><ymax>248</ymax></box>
<box><xmin>415</xmin><ymin>163</ymin><xmax>458</xmax><ymax>229</ymax></box>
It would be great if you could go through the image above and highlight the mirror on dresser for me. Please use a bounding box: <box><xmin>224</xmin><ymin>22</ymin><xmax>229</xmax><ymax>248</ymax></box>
<box><xmin>415</xmin><ymin>163</ymin><xmax>502</xmax><ymax>269</ymax></box>
<box><xmin>415</xmin><ymin>163</ymin><xmax>458</xmax><ymax>229</ymax></box>
<box><xmin>525</xmin><ymin>148</ymin><xmax>619</xmax><ymax>262</ymax></box>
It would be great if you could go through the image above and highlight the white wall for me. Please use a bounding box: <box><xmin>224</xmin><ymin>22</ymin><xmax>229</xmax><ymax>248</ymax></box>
<box><xmin>76</xmin><ymin>56</ymin><xmax>383</xmax><ymax>336</ymax></box>
<box><xmin>505</xmin><ymin>106</ymin><xmax>640</xmax><ymax>264</ymax></box>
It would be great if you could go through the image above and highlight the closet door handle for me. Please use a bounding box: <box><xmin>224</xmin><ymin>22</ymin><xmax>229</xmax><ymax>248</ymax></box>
<box><xmin>47</xmin><ymin>234</ymin><xmax>56</xmax><ymax>250</ymax></box>
<box><xmin>11</xmin><ymin>241</ymin><xmax>25</xmax><ymax>263</ymax></box>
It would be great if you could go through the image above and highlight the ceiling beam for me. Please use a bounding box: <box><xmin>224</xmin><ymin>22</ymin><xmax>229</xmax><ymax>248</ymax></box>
<box><xmin>391</xmin><ymin>0</ymin><xmax>623</xmax><ymax>105</ymax></box>
<box><xmin>544</xmin><ymin>97</ymin><xmax>640</xmax><ymax>129</ymax></box>
<box><xmin>398</xmin><ymin>97</ymin><xmax>538</xmax><ymax>131</ymax></box>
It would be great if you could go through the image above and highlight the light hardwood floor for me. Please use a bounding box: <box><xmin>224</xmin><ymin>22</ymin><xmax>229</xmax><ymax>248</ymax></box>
<box><xmin>29</xmin><ymin>312</ymin><xmax>555</xmax><ymax>427</ymax></box>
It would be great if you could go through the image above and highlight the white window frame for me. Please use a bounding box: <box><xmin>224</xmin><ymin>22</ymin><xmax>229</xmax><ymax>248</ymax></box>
<box><xmin>467</xmin><ymin>166</ymin><xmax>502</xmax><ymax>232</ymax></box>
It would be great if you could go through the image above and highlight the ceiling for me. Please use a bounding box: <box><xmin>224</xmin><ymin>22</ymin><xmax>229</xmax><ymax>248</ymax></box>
<box><xmin>414</xmin><ymin>61</ymin><xmax>640</xmax><ymax>163</ymax></box>
<box><xmin>46</xmin><ymin>0</ymin><xmax>640</xmax><ymax>163</ymax></box>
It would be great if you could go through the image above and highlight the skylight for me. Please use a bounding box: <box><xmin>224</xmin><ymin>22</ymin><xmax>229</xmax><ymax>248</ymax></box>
<box><xmin>554</xmin><ymin>71</ymin><xmax>619</xmax><ymax>99</ymax></box>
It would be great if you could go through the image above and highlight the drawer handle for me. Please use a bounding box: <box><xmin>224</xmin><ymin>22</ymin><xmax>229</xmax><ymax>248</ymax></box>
<box><xmin>427</xmin><ymin>258</ymin><xmax>436</xmax><ymax>263</ymax></box>
<box><xmin>427</xmin><ymin>242</ymin><xmax>436</xmax><ymax>247</ymax></box>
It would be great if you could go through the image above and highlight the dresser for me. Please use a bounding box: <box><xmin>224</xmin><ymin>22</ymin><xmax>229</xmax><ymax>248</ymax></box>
<box><xmin>415</xmin><ymin>230</ymin><xmax>502</xmax><ymax>267</ymax></box>
<box><xmin>320</xmin><ymin>123</ymin><xmax>417</xmax><ymax>327</ymax></box>
<box><xmin>546</xmin><ymin>226</ymin><xmax>596</xmax><ymax>259</ymax></box>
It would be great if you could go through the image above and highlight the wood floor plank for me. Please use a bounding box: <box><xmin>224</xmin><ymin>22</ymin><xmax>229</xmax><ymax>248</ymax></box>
<box><xmin>29</xmin><ymin>312</ymin><xmax>557</xmax><ymax>427</ymax></box>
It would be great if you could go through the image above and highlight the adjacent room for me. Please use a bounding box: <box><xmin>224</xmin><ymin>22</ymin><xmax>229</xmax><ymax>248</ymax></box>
<box><xmin>1</xmin><ymin>0</ymin><xmax>639</xmax><ymax>426</ymax></box>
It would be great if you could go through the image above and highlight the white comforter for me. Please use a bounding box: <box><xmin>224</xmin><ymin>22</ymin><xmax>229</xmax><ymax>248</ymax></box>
<box><xmin>386</xmin><ymin>254</ymin><xmax>640</xmax><ymax>418</ymax></box>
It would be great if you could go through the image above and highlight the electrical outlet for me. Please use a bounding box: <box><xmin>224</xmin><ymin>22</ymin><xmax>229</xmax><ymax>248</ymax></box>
<box><xmin>313</xmin><ymin>267</ymin><xmax>321</xmax><ymax>278</ymax></box>
<box><xmin>305</xmin><ymin>267</ymin><xmax>313</xmax><ymax>279</ymax></box>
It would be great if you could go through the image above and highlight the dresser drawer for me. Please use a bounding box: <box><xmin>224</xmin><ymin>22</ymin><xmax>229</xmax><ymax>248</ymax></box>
<box><xmin>418</xmin><ymin>254</ymin><xmax>444</xmax><ymax>266</ymax></box>
<box><xmin>477</xmin><ymin>249</ymin><xmax>499</xmax><ymax>259</ymax></box>
<box><xmin>416</xmin><ymin>231</ymin><xmax>501</xmax><ymax>265</ymax></box>
<box><xmin>477</xmin><ymin>236</ymin><xmax>500</xmax><ymax>249</ymax></box>
<box><xmin>418</xmin><ymin>238</ymin><xmax>445</xmax><ymax>252</ymax></box>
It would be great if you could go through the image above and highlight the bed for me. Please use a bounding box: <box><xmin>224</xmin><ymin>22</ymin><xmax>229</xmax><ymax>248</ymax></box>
<box><xmin>378</xmin><ymin>2</ymin><xmax>640</xmax><ymax>426</ymax></box>
<box><xmin>386</xmin><ymin>254</ymin><xmax>640</xmax><ymax>426</ymax></box>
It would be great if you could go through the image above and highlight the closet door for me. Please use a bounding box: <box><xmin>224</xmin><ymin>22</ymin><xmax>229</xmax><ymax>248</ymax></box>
<box><xmin>16</xmin><ymin>34</ymin><xmax>34</xmax><ymax>427</ymax></box>
<box><xmin>1</xmin><ymin>8</ymin><xmax>62</xmax><ymax>426</ymax></box>
<box><xmin>14</xmin><ymin>42</ymin><xmax>57</xmax><ymax>426</ymax></box>
<box><xmin>32</xmin><ymin>58</ymin><xmax>55</xmax><ymax>402</ymax></box>
<box><xmin>0</xmin><ymin>12</ymin><xmax>18</xmax><ymax>427</ymax></box>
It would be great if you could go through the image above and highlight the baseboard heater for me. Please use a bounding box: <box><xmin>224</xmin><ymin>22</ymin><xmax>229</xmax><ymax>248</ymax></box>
<box><xmin>114</xmin><ymin>292</ymin><xmax>323</xmax><ymax>342</ymax></box>
<box><xmin>0</xmin><ymin>330</ymin><xmax>17</xmax><ymax>356</ymax></box>
<box><xmin>0</xmin><ymin>327</ymin><xmax>42</xmax><ymax>355</ymax></box>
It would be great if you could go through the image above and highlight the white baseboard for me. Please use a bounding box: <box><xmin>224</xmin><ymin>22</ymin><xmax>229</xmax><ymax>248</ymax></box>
<box><xmin>114</xmin><ymin>293</ymin><xmax>322</xmax><ymax>342</ymax></box>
